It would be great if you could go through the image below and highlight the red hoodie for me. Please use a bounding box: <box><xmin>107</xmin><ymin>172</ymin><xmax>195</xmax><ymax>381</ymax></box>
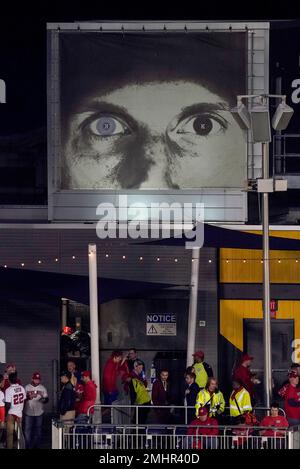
<box><xmin>188</xmin><ymin>417</ymin><xmax>219</xmax><ymax>436</ymax></box>
<box><xmin>77</xmin><ymin>380</ymin><xmax>97</xmax><ymax>415</ymax></box>
<box><xmin>285</xmin><ymin>384</ymin><xmax>300</xmax><ymax>420</ymax></box>
<box><xmin>103</xmin><ymin>358</ymin><xmax>122</xmax><ymax>393</ymax></box>
<box><xmin>233</xmin><ymin>365</ymin><xmax>254</xmax><ymax>397</ymax></box>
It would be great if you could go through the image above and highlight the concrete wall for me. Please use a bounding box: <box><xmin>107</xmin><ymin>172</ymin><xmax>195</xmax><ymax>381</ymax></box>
<box><xmin>0</xmin><ymin>297</ymin><xmax>60</xmax><ymax>413</ymax></box>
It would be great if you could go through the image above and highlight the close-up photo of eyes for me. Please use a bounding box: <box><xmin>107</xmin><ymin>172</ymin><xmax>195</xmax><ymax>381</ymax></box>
<box><xmin>60</xmin><ymin>33</ymin><xmax>246</xmax><ymax>191</ymax></box>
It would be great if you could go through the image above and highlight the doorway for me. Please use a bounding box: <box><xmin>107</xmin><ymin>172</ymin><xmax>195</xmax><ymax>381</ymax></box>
<box><xmin>244</xmin><ymin>319</ymin><xmax>294</xmax><ymax>405</ymax></box>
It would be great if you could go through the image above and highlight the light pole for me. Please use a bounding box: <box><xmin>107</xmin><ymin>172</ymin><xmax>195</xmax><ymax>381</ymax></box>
<box><xmin>88</xmin><ymin>244</ymin><xmax>101</xmax><ymax>406</ymax></box>
<box><xmin>231</xmin><ymin>94</ymin><xmax>293</xmax><ymax>407</ymax></box>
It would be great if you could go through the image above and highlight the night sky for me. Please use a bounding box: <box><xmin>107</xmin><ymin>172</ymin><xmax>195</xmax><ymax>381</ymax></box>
<box><xmin>0</xmin><ymin>2</ymin><xmax>299</xmax><ymax>136</ymax></box>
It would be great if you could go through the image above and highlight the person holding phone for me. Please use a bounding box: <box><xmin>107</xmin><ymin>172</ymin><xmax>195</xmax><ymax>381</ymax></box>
<box><xmin>24</xmin><ymin>372</ymin><xmax>48</xmax><ymax>449</ymax></box>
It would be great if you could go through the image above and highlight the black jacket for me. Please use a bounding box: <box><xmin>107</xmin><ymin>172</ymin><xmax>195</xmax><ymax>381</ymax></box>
<box><xmin>185</xmin><ymin>382</ymin><xmax>200</xmax><ymax>407</ymax></box>
<box><xmin>59</xmin><ymin>381</ymin><xmax>76</xmax><ymax>415</ymax></box>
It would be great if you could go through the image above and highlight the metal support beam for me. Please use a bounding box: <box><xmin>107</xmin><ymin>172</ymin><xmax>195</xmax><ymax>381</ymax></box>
<box><xmin>88</xmin><ymin>244</ymin><xmax>101</xmax><ymax>406</ymax></box>
<box><xmin>262</xmin><ymin>142</ymin><xmax>272</xmax><ymax>407</ymax></box>
<box><xmin>186</xmin><ymin>247</ymin><xmax>200</xmax><ymax>367</ymax></box>
<box><xmin>61</xmin><ymin>298</ymin><xmax>68</xmax><ymax>330</ymax></box>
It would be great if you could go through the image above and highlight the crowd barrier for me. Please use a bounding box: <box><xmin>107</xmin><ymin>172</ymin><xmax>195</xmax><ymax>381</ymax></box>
<box><xmin>51</xmin><ymin>404</ymin><xmax>299</xmax><ymax>450</ymax></box>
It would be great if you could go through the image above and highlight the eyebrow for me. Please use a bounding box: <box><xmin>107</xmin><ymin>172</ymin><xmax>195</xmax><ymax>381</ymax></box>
<box><xmin>178</xmin><ymin>102</ymin><xmax>228</xmax><ymax>122</ymax></box>
<box><xmin>76</xmin><ymin>101</ymin><xmax>139</xmax><ymax>131</ymax></box>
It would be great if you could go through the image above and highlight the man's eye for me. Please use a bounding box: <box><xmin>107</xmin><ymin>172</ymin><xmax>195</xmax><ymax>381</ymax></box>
<box><xmin>89</xmin><ymin>116</ymin><xmax>129</xmax><ymax>137</ymax></box>
<box><xmin>176</xmin><ymin>114</ymin><xmax>226</xmax><ymax>137</ymax></box>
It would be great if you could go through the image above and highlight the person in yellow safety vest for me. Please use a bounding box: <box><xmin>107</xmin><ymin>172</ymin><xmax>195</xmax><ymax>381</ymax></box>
<box><xmin>192</xmin><ymin>351</ymin><xmax>213</xmax><ymax>389</ymax></box>
<box><xmin>128</xmin><ymin>360</ymin><xmax>151</xmax><ymax>424</ymax></box>
<box><xmin>195</xmin><ymin>377</ymin><xmax>225</xmax><ymax>419</ymax></box>
<box><xmin>229</xmin><ymin>379</ymin><xmax>252</xmax><ymax>419</ymax></box>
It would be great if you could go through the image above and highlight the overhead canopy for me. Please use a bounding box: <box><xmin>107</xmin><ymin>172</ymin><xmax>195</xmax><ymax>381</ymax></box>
<box><xmin>0</xmin><ymin>268</ymin><xmax>176</xmax><ymax>306</ymax></box>
<box><xmin>140</xmin><ymin>223</ymin><xmax>300</xmax><ymax>250</ymax></box>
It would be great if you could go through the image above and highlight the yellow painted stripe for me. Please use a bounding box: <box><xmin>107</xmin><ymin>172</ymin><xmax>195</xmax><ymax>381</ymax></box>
<box><xmin>220</xmin><ymin>299</ymin><xmax>300</xmax><ymax>351</ymax></box>
<box><xmin>220</xmin><ymin>248</ymin><xmax>300</xmax><ymax>283</ymax></box>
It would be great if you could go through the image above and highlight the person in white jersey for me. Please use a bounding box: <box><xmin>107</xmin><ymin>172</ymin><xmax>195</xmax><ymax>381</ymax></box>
<box><xmin>5</xmin><ymin>372</ymin><xmax>26</xmax><ymax>449</ymax></box>
<box><xmin>0</xmin><ymin>374</ymin><xmax>5</xmax><ymax>446</ymax></box>
<box><xmin>24</xmin><ymin>372</ymin><xmax>49</xmax><ymax>449</ymax></box>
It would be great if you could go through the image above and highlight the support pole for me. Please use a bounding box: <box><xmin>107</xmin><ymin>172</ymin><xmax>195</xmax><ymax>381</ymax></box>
<box><xmin>61</xmin><ymin>298</ymin><xmax>68</xmax><ymax>330</ymax></box>
<box><xmin>88</xmin><ymin>244</ymin><xmax>101</xmax><ymax>405</ymax></box>
<box><xmin>262</xmin><ymin>142</ymin><xmax>272</xmax><ymax>408</ymax></box>
<box><xmin>186</xmin><ymin>248</ymin><xmax>200</xmax><ymax>368</ymax></box>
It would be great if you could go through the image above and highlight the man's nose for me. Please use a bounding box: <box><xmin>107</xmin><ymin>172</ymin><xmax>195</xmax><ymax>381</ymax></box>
<box><xmin>140</xmin><ymin>134</ymin><xmax>175</xmax><ymax>189</ymax></box>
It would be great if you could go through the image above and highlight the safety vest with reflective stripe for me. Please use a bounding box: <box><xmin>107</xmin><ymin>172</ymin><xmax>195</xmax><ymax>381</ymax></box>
<box><xmin>195</xmin><ymin>388</ymin><xmax>226</xmax><ymax>417</ymax></box>
<box><xmin>132</xmin><ymin>379</ymin><xmax>151</xmax><ymax>405</ymax></box>
<box><xmin>229</xmin><ymin>387</ymin><xmax>252</xmax><ymax>417</ymax></box>
<box><xmin>194</xmin><ymin>363</ymin><xmax>208</xmax><ymax>389</ymax></box>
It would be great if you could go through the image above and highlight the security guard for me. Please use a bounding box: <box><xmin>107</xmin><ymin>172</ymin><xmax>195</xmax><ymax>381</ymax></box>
<box><xmin>192</xmin><ymin>351</ymin><xmax>213</xmax><ymax>389</ymax></box>
<box><xmin>129</xmin><ymin>360</ymin><xmax>151</xmax><ymax>424</ymax></box>
<box><xmin>229</xmin><ymin>379</ymin><xmax>252</xmax><ymax>418</ymax></box>
<box><xmin>195</xmin><ymin>377</ymin><xmax>225</xmax><ymax>418</ymax></box>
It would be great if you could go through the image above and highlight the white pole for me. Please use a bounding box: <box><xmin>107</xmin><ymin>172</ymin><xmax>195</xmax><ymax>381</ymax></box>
<box><xmin>88</xmin><ymin>244</ymin><xmax>101</xmax><ymax>404</ymax></box>
<box><xmin>262</xmin><ymin>142</ymin><xmax>272</xmax><ymax>408</ymax></box>
<box><xmin>186</xmin><ymin>247</ymin><xmax>200</xmax><ymax>368</ymax></box>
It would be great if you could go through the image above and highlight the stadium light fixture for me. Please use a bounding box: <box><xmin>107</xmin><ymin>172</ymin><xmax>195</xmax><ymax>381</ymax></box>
<box><xmin>249</xmin><ymin>104</ymin><xmax>271</xmax><ymax>143</ymax></box>
<box><xmin>230</xmin><ymin>100</ymin><xmax>251</xmax><ymax>130</ymax></box>
<box><xmin>272</xmin><ymin>101</ymin><xmax>294</xmax><ymax>131</ymax></box>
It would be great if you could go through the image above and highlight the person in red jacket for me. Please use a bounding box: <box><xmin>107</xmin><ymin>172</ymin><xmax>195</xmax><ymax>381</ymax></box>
<box><xmin>3</xmin><ymin>364</ymin><xmax>21</xmax><ymax>392</ymax></box>
<box><xmin>232</xmin><ymin>354</ymin><xmax>257</xmax><ymax>404</ymax></box>
<box><xmin>283</xmin><ymin>371</ymin><xmax>300</xmax><ymax>426</ymax></box>
<box><xmin>102</xmin><ymin>351</ymin><xmax>127</xmax><ymax>405</ymax></box>
<box><xmin>75</xmin><ymin>371</ymin><xmax>97</xmax><ymax>423</ymax></box>
<box><xmin>187</xmin><ymin>406</ymin><xmax>219</xmax><ymax>449</ymax></box>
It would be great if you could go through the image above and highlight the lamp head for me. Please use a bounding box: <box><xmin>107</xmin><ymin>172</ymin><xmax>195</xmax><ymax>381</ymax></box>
<box><xmin>272</xmin><ymin>102</ymin><xmax>294</xmax><ymax>131</ymax></box>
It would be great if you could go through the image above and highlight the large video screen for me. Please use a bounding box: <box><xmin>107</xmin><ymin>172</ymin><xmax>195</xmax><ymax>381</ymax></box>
<box><xmin>59</xmin><ymin>32</ymin><xmax>247</xmax><ymax>191</ymax></box>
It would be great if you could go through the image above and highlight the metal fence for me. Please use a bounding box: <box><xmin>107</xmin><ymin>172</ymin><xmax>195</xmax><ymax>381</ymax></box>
<box><xmin>52</xmin><ymin>404</ymin><xmax>298</xmax><ymax>450</ymax></box>
<box><xmin>87</xmin><ymin>403</ymin><xmax>286</xmax><ymax>426</ymax></box>
<box><xmin>52</xmin><ymin>422</ymin><xmax>294</xmax><ymax>450</ymax></box>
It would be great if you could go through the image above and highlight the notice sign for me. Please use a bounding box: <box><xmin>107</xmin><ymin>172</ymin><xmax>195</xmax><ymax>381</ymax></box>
<box><xmin>146</xmin><ymin>314</ymin><xmax>177</xmax><ymax>336</ymax></box>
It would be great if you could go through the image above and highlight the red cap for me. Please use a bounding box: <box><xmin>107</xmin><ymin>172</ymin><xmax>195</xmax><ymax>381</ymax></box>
<box><xmin>241</xmin><ymin>354</ymin><xmax>253</xmax><ymax>362</ymax></box>
<box><xmin>198</xmin><ymin>407</ymin><xmax>208</xmax><ymax>416</ymax></box>
<box><xmin>63</xmin><ymin>326</ymin><xmax>73</xmax><ymax>335</ymax></box>
<box><xmin>32</xmin><ymin>372</ymin><xmax>41</xmax><ymax>380</ymax></box>
<box><xmin>289</xmin><ymin>370</ymin><xmax>298</xmax><ymax>379</ymax></box>
<box><xmin>193</xmin><ymin>351</ymin><xmax>204</xmax><ymax>359</ymax></box>
<box><xmin>81</xmin><ymin>371</ymin><xmax>91</xmax><ymax>378</ymax></box>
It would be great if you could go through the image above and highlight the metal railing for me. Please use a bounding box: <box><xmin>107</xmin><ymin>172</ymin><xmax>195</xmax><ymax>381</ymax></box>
<box><xmin>52</xmin><ymin>421</ymin><xmax>295</xmax><ymax>450</ymax></box>
<box><xmin>86</xmin><ymin>404</ymin><xmax>286</xmax><ymax>426</ymax></box>
<box><xmin>52</xmin><ymin>404</ymin><xmax>294</xmax><ymax>450</ymax></box>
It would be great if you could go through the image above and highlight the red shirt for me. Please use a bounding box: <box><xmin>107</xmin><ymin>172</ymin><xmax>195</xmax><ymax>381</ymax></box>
<box><xmin>103</xmin><ymin>358</ymin><xmax>123</xmax><ymax>393</ymax></box>
<box><xmin>260</xmin><ymin>415</ymin><xmax>289</xmax><ymax>436</ymax></box>
<box><xmin>77</xmin><ymin>380</ymin><xmax>97</xmax><ymax>415</ymax></box>
<box><xmin>233</xmin><ymin>365</ymin><xmax>254</xmax><ymax>397</ymax></box>
<box><xmin>188</xmin><ymin>417</ymin><xmax>219</xmax><ymax>436</ymax></box>
<box><xmin>285</xmin><ymin>384</ymin><xmax>300</xmax><ymax>420</ymax></box>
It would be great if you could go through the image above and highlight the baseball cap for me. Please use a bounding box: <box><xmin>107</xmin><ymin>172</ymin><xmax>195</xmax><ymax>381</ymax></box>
<box><xmin>241</xmin><ymin>353</ymin><xmax>253</xmax><ymax>362</ymax></box>
<box><xmin>81</xmin><ymin>371</ymin><xmax>91</xmax><ymax>378</ymax></box>
<box><xmin>32</xmin><ymin>372</ymin><xmax>41</xmax><ymax>380</ymax></box>
<box><xmin>193</xmin><ymin>351</ymin><xmax>204</xmax><ymax>359</ymax></box>
<box><xmin>198</xmin><ymin>407</ymin><xmax>208</xmax><ymax>416</ymax></box>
